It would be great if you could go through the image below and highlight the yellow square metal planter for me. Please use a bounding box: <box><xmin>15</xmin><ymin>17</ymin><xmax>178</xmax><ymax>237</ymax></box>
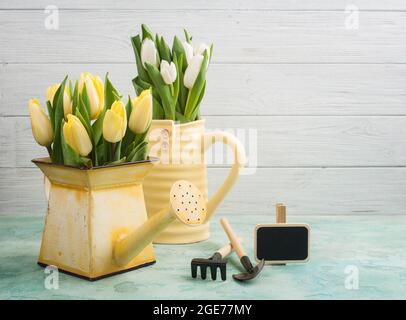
<box><xmin>33</xmin><ymin>157</ymin><xmax>157</xmax><ymax>280</ymax></box>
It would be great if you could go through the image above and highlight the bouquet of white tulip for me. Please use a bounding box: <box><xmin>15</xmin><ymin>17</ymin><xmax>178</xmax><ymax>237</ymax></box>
<box><xmin>28</xmin><ymin>73</ymin><xmax>152</xmax><ymax>168</ymax></box>
<box><xmin>131</xmin><ymin>24</ymin><xmax>212</xmax><ymax>122</ymax></box>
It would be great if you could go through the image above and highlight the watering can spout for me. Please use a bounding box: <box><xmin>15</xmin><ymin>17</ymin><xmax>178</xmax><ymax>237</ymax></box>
<box><xmin>114</xmin><ymin>180</ymin><xmax>207</xmax><ymax>266</ymax></box>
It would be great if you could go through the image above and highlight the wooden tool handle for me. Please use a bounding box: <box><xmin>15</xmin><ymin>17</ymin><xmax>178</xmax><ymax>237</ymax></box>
<box><xmin>220</xmin><ymin>218</ymin><xmax>246</xmax><ymax>258</ymax></box>
<box><xmin>216</xmin><ymin>243</ymin><xmax>233</xmax><ymax>258</ymax></box>
<box><xmin>216</xmin><ymin>238</ymin><xmax>242</xmax><ymax>258</ymax></box>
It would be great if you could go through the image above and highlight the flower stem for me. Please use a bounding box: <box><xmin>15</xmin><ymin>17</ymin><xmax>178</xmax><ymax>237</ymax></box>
<box><xmin>46</xmin><ymin>146</ymin><xmax>52</xmax><ymax>158</ymax></box>
<box><xmin>110</xmin><ymin>143</ymin><xmax>116</xmax><ymax>162</ymax></box>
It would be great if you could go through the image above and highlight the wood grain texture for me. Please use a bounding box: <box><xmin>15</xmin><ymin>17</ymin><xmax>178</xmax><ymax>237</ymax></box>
<box><xmin>2</xmin><ymin>115</ymin><xmax>406</xmax><ymax>168</ymax></box>
<box><xmin>1</xmin><ymin>167</ymin><xmax>405</xmax><ymax>215</ymax></box>
<box><xmin>1</xmin><ymin>10</ymin><xmax>405</xmax><ymax>63</ymax></box>
<box><xmin>1</xmin><ymin>1</ymin><xmax>405</xmax><ymax>219</ymax></box>
<box><xmin>1</xmin><ymin>0</ymin><xmax>406</xmax><ymax>10</ymax></box>
<box><xmin>2</xmin><ymin>63</ymin><xmax>406</xmax><ymax>116</ymax></box>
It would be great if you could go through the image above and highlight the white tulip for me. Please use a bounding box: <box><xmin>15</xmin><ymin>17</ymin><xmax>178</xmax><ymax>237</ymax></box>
<box><xmin>183</xmin><ymin>54</ymin><xmax>204</xmax><ymax>89</ymax></box>
<box><xmin>160</xmin><ymin>60</ymin><xmax>177</xmax><ymax>85</ymax></box>
<box><xmin>182</xmin><ymin>41</ymin><xmax>194</xmax><ymax>65</ymax></box>
<box><xmin>194</xmin><ymin>43</ymin><xmax>210</xmax><ymax>57</ymax></box>
<box><xmin>141</xmin><ymin>38</ymin><xmax>158</xmax><ymax>67</ymax></box>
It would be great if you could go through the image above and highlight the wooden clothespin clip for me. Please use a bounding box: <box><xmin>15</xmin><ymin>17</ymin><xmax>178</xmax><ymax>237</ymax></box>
<box><xmin>276</xmin><ymin>203</ymin><xmax>286</xmax><ymax>224</ymax></box>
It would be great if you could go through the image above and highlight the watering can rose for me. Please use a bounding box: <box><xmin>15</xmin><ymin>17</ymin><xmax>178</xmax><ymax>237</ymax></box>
<box><xmin>78</xmin><ymin>72</ymin><xmax>104</xmax><ymax>120</ymax></box>
<box><xmin>63</xmin><ymin>114</ymin><xmax>93</xmax><ymax>156</ymax></box>
<box><xmin>103</xmin><ymin>101</ymin><xmax>127</xmax><ymax>143</ymax></box>
<box><xmin>28</xmin><ymin>99</ymin><xmax>53</xmax><ymax>147</ymax></box>
<box><xmin>129</xmin><ymin>89</ymin><xmax>153</xmax><ymax>134</ymax></box>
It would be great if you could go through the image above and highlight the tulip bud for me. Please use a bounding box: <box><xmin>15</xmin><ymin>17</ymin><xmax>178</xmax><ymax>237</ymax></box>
<box><xmin>28</xmin><ymin>99</ymin><xmax>53</xmax><ymax>147</ymax></box>
<box><xmin>129</xmin><ymin>89</ymin><xmax>152</xmax><ymax>134</ymax></box>
<box><xmin>194</xmin><ymin>43</ymin><xmax>210</xmax><ymax>56</ymax></box>
<box><xmin>182</xmin><ymin>41</ymin><xmax>194</xmax><ymax>65</ymax></box>
<box><xmin>103</xmin><ymin>101</ymin><xmax>127</xmax><ymax>143</ymax></box>
<box><xmin>63</xmin><ymin>114</ymin><xmax>93</xmax><ymax>156</ymax></box>
<box><xmin>160</xmin><ymin>60</ymin><xmax>177</xmax><ymax>85</ymax></box>
<box><xmin>184</xmin><ymin>54</ymin><xmax>204</xmax><ymax>89</ymax></box>
<box><xmin>63</xmin><ymin>87</ymin><xmax>72</xmax><ymax>118</ymax></box>
<box><xmin>46</xmin><ymin>84</ymin><xmax>59</xmax><ymax>104</ymax></box>
<box><xmin>47</xmin><ymin>83</ymin><xmax>73</xmax><ymax>119</ymax></box>
<box><xmin>78</xmin><ymin>72</ymin><xmax>104</xmax><ymax>120</ymax></box>
<box><xmin>141</xmin><ymin>38</ymin><xmax>158</xmax><ymax>67</ymax></box>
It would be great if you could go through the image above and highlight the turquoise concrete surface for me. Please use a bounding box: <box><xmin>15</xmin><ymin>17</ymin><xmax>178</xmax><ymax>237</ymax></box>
<box><xmin>0</xmin><ymin>214</ymin><xmax>405</xmax><ymax>299</ymax></box>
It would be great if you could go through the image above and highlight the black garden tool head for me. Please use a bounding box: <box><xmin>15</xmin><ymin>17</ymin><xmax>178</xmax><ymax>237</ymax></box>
<box><xmin>233</xmin><ymin>257</ymin><xmax>265</xmax><ymax>282</ymax></box>
<box><xmin>191</xmin><ymin>252</ymin><xmax>228</xmax><ymax>281</ymax></box>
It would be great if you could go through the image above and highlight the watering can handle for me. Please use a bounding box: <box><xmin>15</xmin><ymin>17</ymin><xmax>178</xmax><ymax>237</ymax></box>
<box><xmin>203</xmin><ymin>131</ymin><xmax>246</xmax><ymax>220</ymax></box>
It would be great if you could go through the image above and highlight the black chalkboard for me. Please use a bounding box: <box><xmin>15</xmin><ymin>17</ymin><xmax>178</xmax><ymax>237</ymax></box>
<box><xmin>255</xmin><ymin>225</ymin><xmax>309</xmax><ymax>262</ymax></box>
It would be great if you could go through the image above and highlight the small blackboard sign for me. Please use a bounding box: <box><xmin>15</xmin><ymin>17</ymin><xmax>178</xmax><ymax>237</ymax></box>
<box><xmin>254</xmin><ymin>224</ymin><xmax>310</xmax><ymax>264</ymax></box>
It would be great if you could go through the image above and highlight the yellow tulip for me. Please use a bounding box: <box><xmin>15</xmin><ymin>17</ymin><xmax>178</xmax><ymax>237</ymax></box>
<box><xmin>46</xmin><ymin>84</ymin><xmax>59</xmax><ymax>104</ymax></box>
<box><xmin>28</xmin><ymin>99</ymin><xmax>53</xmax><ymax>147</ymax></box>
<box><xmin>63</xmin><ymin>114</ymin><xmax>93</xmax><ymax>156</ymax></box>
<box><xmin>46</xmin><ymin>83</ymin><xmax>73</xmax><ymax>119</ymax></box>
<box><xmin>103</xmin><ymin>101</ymin><xmax>127</xmax><ymax>143</ymax></box>
<box><xmin>78</xmin><ymin>72</ymin><xmax>104</xmax><ymax>120</ymax></box>
<box><xmin>63</xmin><ymin>86</ymin><xmax>73</xmax><ymax>118</ymax></box>
<box><xmin>129</xmin><ymin>89</ymin><xmax>152</xmax><ymax>134</ymax></box>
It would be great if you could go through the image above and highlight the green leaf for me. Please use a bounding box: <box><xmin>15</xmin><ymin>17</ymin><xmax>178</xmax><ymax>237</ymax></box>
<box><xmin>177</xmin><ymin>54</ymin><xmax>187</xmax><ymax>114</ymax></box>
<box><xmin>78</xmin><ymin>95</ymin><xmax>91</xmax><ymax>126</ymax></box>
<box><xmin>131</xmin><ymin>35</ymin><xmax>151</xmax><ymax>83</ymax></box>
<box><xmin>172</xmin><ymin>53</ymin><xmax>184</xmax><ymax>111</ymax></box>
<box><xmin>96</xmin><ymin>142</ymin><xmax>106</xmax><ymax>165</ymax></box>
<box><xmin>157</xmin><ymin>35</ymin><xmax>171</xmax><ymax>62</ymax></box>
<box><xmin>108</xmin><ymin>157</ymin><xmax>127</xmax><ymax>165</ymax></box>
<box><xmin>132</xmin><ymin>76</ymin><xmax>151</xmax><ymax>94</ymax></box>
<box><xmin>71</xmin><ymin>81</ymin><xmax>79</xmax><ymax>115</ymax></box>
<box><xmin>184</xmin><ymin>28</ymin><xmax>192</xmax><ymax>43</ymax></box>
<box><xmin>172</xmin><ymin>36</ymin><xmax>186</xmax><ymax>71</ymax></box>
<box><xmin>128</xmin><ymin>141</ymin><xmax>148</xmax><ymax>162</ymax></box>
<box><xmin>76</xmin><ymin>108</ymin><xmax>92</xmax><ymax>139</ymax></box>
<box><xmin>184</xmin><ymin>51</ymin><xmax>209</xmax><ymax>120</ymax></box>
<box><xmin>80</xmin><ymin>85</ymin><xmax>91</xmax><ymax>118</ymax></box>
<box><xmin>114</xmin><ymin>140</ymin><xmax>122</xmax><ymax>161</ymax></box>
<box><xmin>46</xmin><ymin>101</ymin><xmax>55</xmax><ymax>131</ymax></box>
<box><xmin>195</xmin><ymin>81</ymin><xmax>206</xmax><ymax>112</ymax></box>
<box><xmin>144</xmin><ymin>63</ymin><xmax>175</xmax><ymax>120</ymax></box>
<box><xmin>51</xmin><ymin>76</ymin><xmax>68</xmax><ymax>164</ymax></box>
<box><xmin>152</xmin><ymin>96</ymin><xmax>165</xmax><ymax>119</ymax></box>
<box><xmin>92</xmin><ymin>115</ymin><xmax>104</xmax><ymax>146</ymax></box>
<box><xmin>141</xmin><ymin>24</ymin><xmax>154</xmax><ymax>40</ymax></box>
<box><xmin>104</xmin><ymin>73</ymin><xmax>121</xmax><ymax>111</ymax></box>
<box><xmin>122</xmin><ymin>97</ymin><xmax>136</xmax><ymax>152</ymax></box>
<box><xmin>175</xmin><ymin>111</ymin><xmax>189</xmax><ymax>123</ymax></box>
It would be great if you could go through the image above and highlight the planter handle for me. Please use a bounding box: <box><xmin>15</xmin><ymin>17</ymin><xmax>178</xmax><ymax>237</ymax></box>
<box><xmin>203</xmin><ymin>131</ymin><xmax>246</xmax><ymax>220</ymax></box>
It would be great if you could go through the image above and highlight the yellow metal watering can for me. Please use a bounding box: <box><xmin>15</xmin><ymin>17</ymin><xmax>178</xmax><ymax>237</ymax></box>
<box><xmin>34</xmin><ymin>157</ymin><xmax>208</xmax><ymax>280</ymax></box>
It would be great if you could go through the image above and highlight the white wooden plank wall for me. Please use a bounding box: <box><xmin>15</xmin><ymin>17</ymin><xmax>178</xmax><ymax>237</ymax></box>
<box><xmin>0</xmin><ymin>0</ymin><xmax>405</xmax><ymax>215</ymax></box>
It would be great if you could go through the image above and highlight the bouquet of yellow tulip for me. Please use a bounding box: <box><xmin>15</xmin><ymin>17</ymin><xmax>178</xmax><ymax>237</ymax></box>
<box><xmin>28</xmin><ymin>73</ymin><xmax>152</xmax><ymax>168</ymax></box>
<box><xmin>131</xmin><ymin>24</ymin><xmax>212</xmax><ymax>123</ymax></box>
